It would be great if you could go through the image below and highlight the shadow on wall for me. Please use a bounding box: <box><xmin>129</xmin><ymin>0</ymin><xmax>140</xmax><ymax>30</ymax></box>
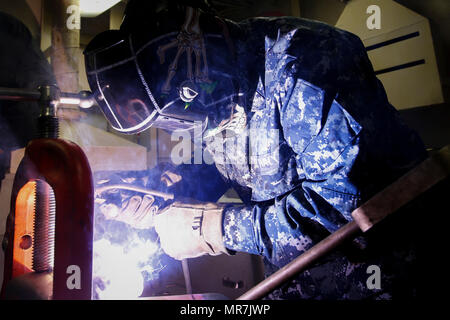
<box><xmin>213</xmin><ymin>0</ymin><xmax>347</xmax><ymax>23</ymax></box>
<box><xmin>0</xmin><ymin>0</ymin><xmax>40</xmax><ymax>37</ymax></box>
<box><xmin>399</xmin><ymin>103</ymin><xmax>450</xmax><ymax>150</ymax></box>
<box><xmin>299</xmin><ymin>0</ymin><xmax>347</xmax><ymax>25</ymax></box>
<box><xmin>394</xmin><ymin>0</ymin><xmax>450</xmax><ymax>101</ymax></box>
<box><xmin>393</xmin><ymin>0</ymin><xmax>450</xmax><ymax>150</ymax></box>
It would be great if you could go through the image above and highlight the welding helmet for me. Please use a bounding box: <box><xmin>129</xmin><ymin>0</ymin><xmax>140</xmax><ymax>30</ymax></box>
<box><xmin>84</xmin><ymin>4</ymin><xmax>238</xmax><ymax>135</ymax></box>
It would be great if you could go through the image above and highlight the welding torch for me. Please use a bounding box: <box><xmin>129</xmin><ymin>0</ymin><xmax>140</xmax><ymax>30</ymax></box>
<box><xmin>94</xmin><ymin>184</ymin><xmax>175</xmax><ymax>229</ymax></box>
<box><xmin>94</xmin><ymin>185</ymin><xmax>174</xmax><ymax>201</ymax></box>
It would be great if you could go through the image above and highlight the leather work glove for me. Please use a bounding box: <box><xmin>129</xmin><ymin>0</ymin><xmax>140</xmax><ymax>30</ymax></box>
<box><xmin>99</xmin><ymin>194</ymin><xmax>157</xmax><ymax>229</ymax></box>
<box><xmin>154</xmin><ymin>202</ymin><xmax>230</xmax><ymax>260</ymax></box>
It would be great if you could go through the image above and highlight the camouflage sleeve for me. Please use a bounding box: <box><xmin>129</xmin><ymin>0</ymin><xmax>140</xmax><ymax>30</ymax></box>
<box><xmin>222</xmin><ymin>28</ymin><xmax>426</xmax><ymax>268</ymax></box>
<box><xmin>222</xmin><ymin>84</ymin><xmax>363</xmax><ymax>267</ymax></box>
<box><xmin>222</xmin><ymin>32</ymin><xmax>368</xmax><ymax>267</ymax></box>
<box><xmin>222</xmin><ymin>182</ymin><xmax>360</xmax><ymax>268</ymax></box>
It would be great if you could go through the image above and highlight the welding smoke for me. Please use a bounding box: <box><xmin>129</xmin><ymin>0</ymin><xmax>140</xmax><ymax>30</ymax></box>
<box><xmin>93</xmin><ymin>237</ymin><xmax>161</xmax><ymax>300</ymax></box>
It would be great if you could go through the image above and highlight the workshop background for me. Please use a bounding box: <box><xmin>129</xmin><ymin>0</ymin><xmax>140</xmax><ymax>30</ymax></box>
<box><xmin>0</xmin><ymin>0</ymin><xmax>449</xmax><ymax>299</ymax></box>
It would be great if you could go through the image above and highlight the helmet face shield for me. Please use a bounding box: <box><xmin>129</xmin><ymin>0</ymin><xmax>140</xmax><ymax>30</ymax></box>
<box><xmin>95</xmin><ymin>59</ymin><xmax>157</xmax><ymax>133</ymax></box>
<box><xmin>84</xmin><ymin>25</ymin><xmax>237</xmax><ymax>135</ymax></box>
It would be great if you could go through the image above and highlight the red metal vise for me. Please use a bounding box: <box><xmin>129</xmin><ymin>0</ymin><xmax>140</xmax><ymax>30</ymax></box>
<box><xmin>0</xmin><ymin>86</ymin><xmax>94</xmax><ymax>300</ymax></box>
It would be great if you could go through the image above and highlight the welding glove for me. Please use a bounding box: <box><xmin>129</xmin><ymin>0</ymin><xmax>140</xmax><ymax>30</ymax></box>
<box><xmin>154</xmin><ymin>201</ymin><xmax>230</xmax><ymax>260</ymax></box>
<box><xmin>100</xmin><ymin>194</ymin><xmax>157</xmax><ymax>229</ymax></box>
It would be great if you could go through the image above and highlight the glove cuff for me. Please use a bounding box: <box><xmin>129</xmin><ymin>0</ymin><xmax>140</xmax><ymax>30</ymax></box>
<box><xmin>201</xmin><ymin>207</ymin><xmax>232</xmax><ymax>256</ymax></box>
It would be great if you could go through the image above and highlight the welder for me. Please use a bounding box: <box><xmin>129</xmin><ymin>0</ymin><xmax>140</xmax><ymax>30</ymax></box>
<box><xmin>84</xmin><ymin>0</ymin><xmax>428</xmax><ymax>299</ymax></box>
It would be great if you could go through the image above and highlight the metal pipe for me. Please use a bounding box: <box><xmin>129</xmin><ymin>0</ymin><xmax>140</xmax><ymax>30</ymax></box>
<box><xmin>352</xmin><ymin>145</ymin><xmax>450</xmax><ymax>232</ymax></box>
<box><xmin>49</xmin><ymin>0</ymin><xmax>81</xmax><ymax>93</ymax></box>
<box><xmin>181</xmin><ymin>259</ymin><xmax>193</xmax><ymax>295</ymax></box>
<box><xmin>0</xmin><ymin>87</ymin><xmax>40</xmax><ymax>102</ymax></box>
<box><xmin>237</xmin><ymin>221</ymin><xmax>360</xmax><ymax>300</ymax></box>
<box><xmin>0</xmin><ymin>86</ymin><xmax>95</xmax><ymax>108</ymax></box>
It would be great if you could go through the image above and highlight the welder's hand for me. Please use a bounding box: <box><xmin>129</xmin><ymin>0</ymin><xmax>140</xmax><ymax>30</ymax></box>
<box><xmin>154</xmin><ymin>202</ymin><xmax>230</xmax><ymax>260</ymax></box>
<box><xmin>100</xmin><ymin>195</ymin><xmax>157</xmax><ymax>229</ymax></box>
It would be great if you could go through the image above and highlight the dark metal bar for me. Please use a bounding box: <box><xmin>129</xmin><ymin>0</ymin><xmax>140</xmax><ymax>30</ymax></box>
<box><xmin>0</xmin><ymin>87</ymin><xmax>41</xmax><ymax>102</ymax></box>
<box><xmin>182</xmin><ymin>259</ymin><xmax>193</xmax><ymax>295</ymax></box>
<box><xmin>0</xmin><ymin>86</ymin><xmax>95</xmax><ymax>109</ymax></box>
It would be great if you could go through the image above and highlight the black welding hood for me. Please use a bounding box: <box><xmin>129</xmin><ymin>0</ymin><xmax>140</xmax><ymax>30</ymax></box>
<box><xmin>84</xmin><ymin>4</ymin><xmax>238</xmax><ymax>135</ymax></box>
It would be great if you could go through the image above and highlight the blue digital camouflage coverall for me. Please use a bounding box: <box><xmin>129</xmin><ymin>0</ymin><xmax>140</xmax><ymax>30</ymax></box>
<box><xmin>201</xmin><ymin>17</ymin><xmax>427</xmax><ymax>300</ymax></box>
<box><xmin>95</xmin><ymin>16</ymin><xmax>427</xmax><ymax>299</ymax></box>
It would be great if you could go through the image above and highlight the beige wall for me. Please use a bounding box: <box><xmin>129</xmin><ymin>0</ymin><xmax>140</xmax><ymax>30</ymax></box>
<box><xmin>299</xmin><ymin>0</ymin><xmax>346</xmax><ymax>25</ymax></box>
<box><xmin>336</xmin><ymin>0</ymin><xmax>444</xmax><ymax>109</ymax></box>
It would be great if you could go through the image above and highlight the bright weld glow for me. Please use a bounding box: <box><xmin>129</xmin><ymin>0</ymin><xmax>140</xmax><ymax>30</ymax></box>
<box><xmin>80</xmin><ymin>0</ymin><xmax>121</xmax><ymax>17</ymax></box>
<box><xmin>93</xmin><ymin>236</ymin><xmax>162</xmax><ymax>300</ymax></box>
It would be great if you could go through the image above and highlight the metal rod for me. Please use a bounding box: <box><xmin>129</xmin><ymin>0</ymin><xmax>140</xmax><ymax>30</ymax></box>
<box><xmin>237</xmin><ymin>221</ymin><xmax>360</xmax><ymax>300</ymax></box>
<box><xmin>181</xmin><ymin>259</ymin><xmax>193</xmax><ymax>295</ymax></box>
<box><xmin>0</xmin><ymin>87</ymin><xmax>40</xmax><ymax>102</ymax></box>
<box><xmin>0</xmin><ymin>86</ymin><xmax>95</xmax><ymax>108</ymax></box>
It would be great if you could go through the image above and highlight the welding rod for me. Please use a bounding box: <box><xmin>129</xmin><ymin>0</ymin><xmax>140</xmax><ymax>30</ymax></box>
<box><xmin>95</xmin><ymin>184</ymin><xmax>175</xmax><ymax>201</ymax></box>
<box><xmin>238</xmin><ymin>145</ymin><xmax>450</xmax><ymax>300</ymax></box>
